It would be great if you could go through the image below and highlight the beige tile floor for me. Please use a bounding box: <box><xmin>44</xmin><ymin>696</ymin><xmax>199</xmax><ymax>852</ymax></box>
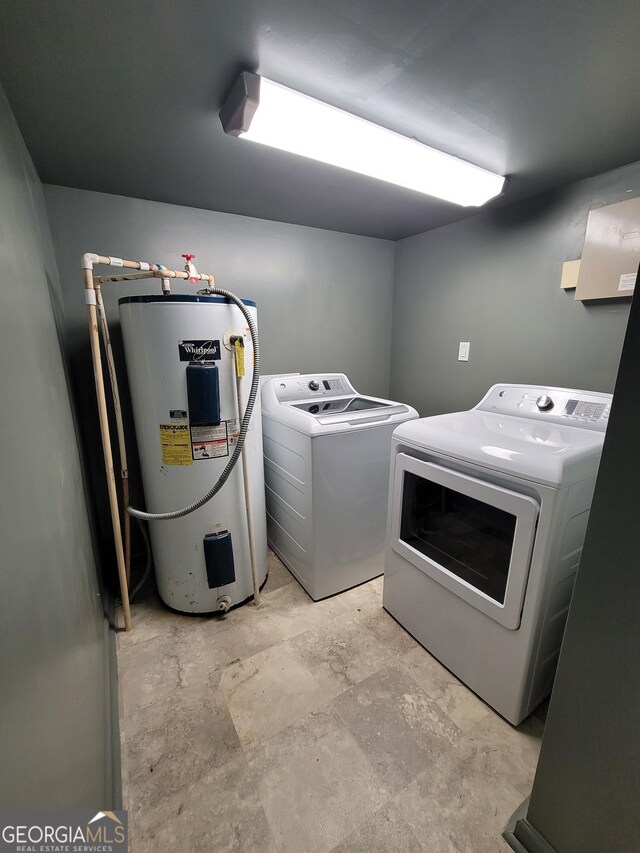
<box><xmin>117</xmin><ymin>551</ymin><xmax>544</xmax><ymax>852</ymax></box>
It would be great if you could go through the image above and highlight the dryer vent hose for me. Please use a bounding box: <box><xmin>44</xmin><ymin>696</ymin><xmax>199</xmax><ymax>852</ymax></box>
<box><xmin>127</xmin><ymin>288</ymin><xmax>259</xmax><ymax>522</ymax></box>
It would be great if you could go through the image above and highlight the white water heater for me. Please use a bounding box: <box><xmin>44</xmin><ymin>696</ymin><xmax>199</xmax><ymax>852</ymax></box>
<box><xmin>119</xmin><ymin>294</ymin><xmax>267</xmax><ymax>613</ymax></box>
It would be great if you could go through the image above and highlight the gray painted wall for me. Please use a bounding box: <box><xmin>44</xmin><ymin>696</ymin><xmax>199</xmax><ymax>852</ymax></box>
<box><xmin>0</xmin><ymin>87</ymin><xmax>116</xmax><ymax>807</ymax></box>
<box><xmin>518</xmin><ymin>290</ymin><xmax>640</xmax><ymax>851</ymax></box>
<box><xmin>44</xmin><ymin>185</ymin><xmax>394</xmax><ymax>396</ymax></box>
<box><xmin>43</xmin><ymin>185</ymin><xmax>394</xmax><ymax>560</ymax></box>
<box><xmin>390</xmin><ymin>162</ymin><xmax>640</xmax><ymax>416</ymax></box>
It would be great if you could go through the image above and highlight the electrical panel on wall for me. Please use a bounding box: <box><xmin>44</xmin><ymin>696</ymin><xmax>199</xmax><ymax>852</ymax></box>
<box><xmin>575</xmin><ymin>197</ymin><xmax>640</xmax><ymax>301</ymax></box>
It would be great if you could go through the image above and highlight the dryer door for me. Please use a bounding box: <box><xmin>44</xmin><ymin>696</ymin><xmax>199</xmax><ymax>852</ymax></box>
<box><xmin>391</xmin><ymin>454</ymin><xmax>539</xmax><ymax>629</ymax></box>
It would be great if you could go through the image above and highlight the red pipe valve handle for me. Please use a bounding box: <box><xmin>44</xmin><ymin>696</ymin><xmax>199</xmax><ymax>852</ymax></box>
<box><xmin>182</xmin><ymin>253</ymin><xmax>200</xmax><ymax>284</ymax></box>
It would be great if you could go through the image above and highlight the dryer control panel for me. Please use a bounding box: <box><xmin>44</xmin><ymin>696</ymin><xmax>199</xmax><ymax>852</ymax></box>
<box><xmin>273</xmin><ymin>373</ymin><xmax>356</xmax><ymax>403</ymax></box>
<box><xmin>477</xmin><ymin>384</ymin><xmax>612</xmax><ymax>430</ymax></box>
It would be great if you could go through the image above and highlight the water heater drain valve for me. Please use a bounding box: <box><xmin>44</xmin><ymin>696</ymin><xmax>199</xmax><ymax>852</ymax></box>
<box><xmin>216</xmin><ymin>595</ymin><xmax>232</xmax><ymax>613</ymax></box>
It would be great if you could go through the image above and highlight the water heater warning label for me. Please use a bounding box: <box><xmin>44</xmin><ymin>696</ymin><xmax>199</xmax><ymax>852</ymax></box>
<box><xmin>191</xmin><ymin>423</ymin><xmax>229</xmax><ymax>460</ymax></box>
<box><xmin>159</xmin><ymin>423</ymin><xmax>193</xmax><ymax>466</ymax></box>
<box><xmin>226</xmin><ymin>417</ymin><xmax>240</xmax><ymax>446</ymax></box>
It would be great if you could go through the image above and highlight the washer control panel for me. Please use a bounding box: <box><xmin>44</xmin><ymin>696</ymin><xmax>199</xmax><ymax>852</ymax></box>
<box><xmin>478</xmin><ymin>384</ymin><xmax>612</xmax><ymax>430</ymax></box>
<box><xmin>274</xmin><ymin>373</ymin><xmax>355</xmax><ymax>403</ymax></box>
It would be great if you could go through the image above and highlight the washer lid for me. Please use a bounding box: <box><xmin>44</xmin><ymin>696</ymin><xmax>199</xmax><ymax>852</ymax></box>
<box><xmin>280</xmin><ymin>398</ymin><xmax>414</xmax><ymax>433</ymax></box>
<box><xmin>393</xmin><ymin>409</ymin><xmax>606</xmax><ymax>487</ymax></box>
<box><xmin>292</xmin><ymin>396</ymin><xmax>393</xmax><ymax>415</ymax></box>
<box><xmin>261</xmin><ymin>372</ymin><xmax>419</xmax><ymax>435</ymax></box>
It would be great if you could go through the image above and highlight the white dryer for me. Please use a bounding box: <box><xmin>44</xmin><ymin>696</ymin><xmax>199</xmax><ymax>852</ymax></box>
<box><xmin>383</xmin><ymin>384</ymin><xmax>612</xmax><ymax>724</ymax></box>
<box><xmin>262</xmin><ymin>373</ymin><xmax>418</xmax><ymax>600</ymax></box>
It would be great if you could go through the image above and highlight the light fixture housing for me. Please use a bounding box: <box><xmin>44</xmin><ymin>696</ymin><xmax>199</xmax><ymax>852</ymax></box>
<box><xmin>219</xmin><ymin>72</ymin><xmax>505</xmax><ymax>207</ymax></box>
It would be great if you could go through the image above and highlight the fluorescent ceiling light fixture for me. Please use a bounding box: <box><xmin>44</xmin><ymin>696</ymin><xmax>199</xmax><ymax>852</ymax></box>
<box><xmin>220</xmin><ymin>72</ymin><xmax>505</xmax><ymax>207</ymax></box>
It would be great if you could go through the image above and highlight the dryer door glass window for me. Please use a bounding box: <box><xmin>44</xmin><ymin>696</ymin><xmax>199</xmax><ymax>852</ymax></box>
<box><xmin>391</xmin><ymin>454</ymin><xmax>539</xmax><ymax>630</ymax></box>
<box><xmin>400</xmin><ymin>472</ymin><xmax>516</xmax><ymax>604</ymax></box>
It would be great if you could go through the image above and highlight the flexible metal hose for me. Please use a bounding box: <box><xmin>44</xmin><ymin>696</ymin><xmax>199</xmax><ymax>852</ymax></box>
<box><xmin>127</xmin><ymin>289</ymin><xmax>260</xmax><ymax>521</ymax></box>
<box><xmin>129</xmin><ymin>518</ymin><xmax>153</xmax><ymax>603</ymax></box>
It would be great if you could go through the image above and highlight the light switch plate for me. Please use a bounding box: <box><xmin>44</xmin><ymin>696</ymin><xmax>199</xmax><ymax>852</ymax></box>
<box><xmin>458</xmin><ymin>341</ymin><xmax>470</xmax><ymax>361</ymax></box>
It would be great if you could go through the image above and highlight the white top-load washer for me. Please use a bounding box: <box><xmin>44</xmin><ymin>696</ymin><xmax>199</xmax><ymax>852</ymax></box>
<box><xmin>383</xmin><ymin>384</ymin><xmax>612</xmax><ymax>724</ymax></box>
<box><xmin>262</xmin><ymin>373</ymin><xmax>418</xmax><ymax>600</ymax></box>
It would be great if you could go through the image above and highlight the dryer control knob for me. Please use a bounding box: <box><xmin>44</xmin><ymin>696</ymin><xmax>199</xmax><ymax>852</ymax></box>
<box><xmin>308</xmin><ymin>380</ymin><xmax>320</xmax><ymax>391</ymax></box>
<box><xmin>536</xmin><ymin>395</ymin><xmax>554</xmax><ymax>411</ymax></box>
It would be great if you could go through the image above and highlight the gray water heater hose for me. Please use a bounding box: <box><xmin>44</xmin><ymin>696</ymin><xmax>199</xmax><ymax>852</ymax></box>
<box><xmin>127</xmin><ymin>288</ymin><xmax>260</xmax><ymax>522</ymax></box>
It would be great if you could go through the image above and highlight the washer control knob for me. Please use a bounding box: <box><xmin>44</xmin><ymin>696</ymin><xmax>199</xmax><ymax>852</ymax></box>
<box><xmin>536</xmin><ymin>395</ymin><xmax>554</xmax><ymax>411</ymax></box>
<box><xmin>308</xmin><ymin>380</ymin><xmax>320</xmax><ymax>391</ymax></box>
